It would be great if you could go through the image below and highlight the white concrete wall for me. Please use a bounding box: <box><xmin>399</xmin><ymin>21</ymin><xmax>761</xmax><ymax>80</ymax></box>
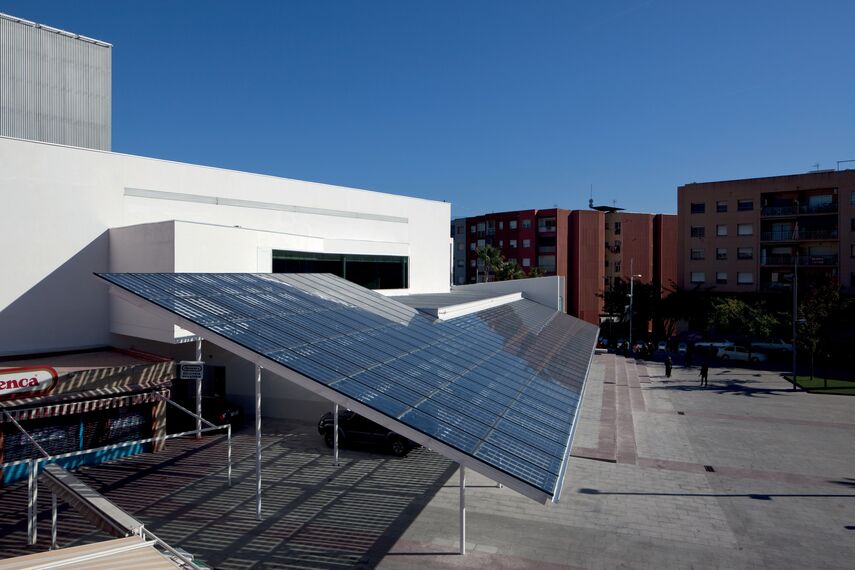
<box><xmin>453</xmin><ymin>276</ymin><xmax>565</xmax><ymax>311</ymax></box>
<box><xmin>0</xmin><ymin>136</ymin><xmax>451</xmax><ymax>356</ymax></box>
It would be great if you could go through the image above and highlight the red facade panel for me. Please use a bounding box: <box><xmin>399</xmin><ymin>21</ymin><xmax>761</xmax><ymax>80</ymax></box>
<box><xmin>569</xmin><ymin>210</ymin><xmax>604</xmax><ymax>324</ymax></box>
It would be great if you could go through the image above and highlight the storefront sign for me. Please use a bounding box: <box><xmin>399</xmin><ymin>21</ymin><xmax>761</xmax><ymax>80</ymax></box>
<box><xmin>179</xmin><ymin>361</ymin><xmax>204</xmax><ymax>380</ymax></box>
<box><xmin>0</xmin><ymin>367</ymin><xmax>58</xmax><ymax>399</ymax></box>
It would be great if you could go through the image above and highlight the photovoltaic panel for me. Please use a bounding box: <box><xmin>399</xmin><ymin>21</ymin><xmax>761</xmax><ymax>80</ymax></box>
<box><xmin>97</xmin><ymin>272</ymin><xmax>598</xmax><ymax>503</ymax></box>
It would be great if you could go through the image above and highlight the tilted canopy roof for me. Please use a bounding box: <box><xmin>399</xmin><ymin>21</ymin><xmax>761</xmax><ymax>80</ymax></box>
<box><xmin>98</xmin><ymin>273</ymin><xmax>598</xmax><ymax>504</ymax></box>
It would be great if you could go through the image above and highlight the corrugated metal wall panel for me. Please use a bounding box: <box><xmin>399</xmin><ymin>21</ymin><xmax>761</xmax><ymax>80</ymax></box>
<box><xmin>0</xmin><ymin>14</ymin><xmax>111</xmax><ymax>150</ymax></box>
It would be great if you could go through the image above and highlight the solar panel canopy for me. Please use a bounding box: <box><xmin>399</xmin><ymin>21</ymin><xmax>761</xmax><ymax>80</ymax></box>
<box><xmin>98</xmin><ymin>273</ymin><xmax>598</xmax><ymax>504</ymax></box>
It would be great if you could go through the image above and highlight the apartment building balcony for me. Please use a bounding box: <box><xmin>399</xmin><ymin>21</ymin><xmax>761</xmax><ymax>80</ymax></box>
<box><xmin>760</xmin><ymin>228</ymin><xmax>838</xmax><ymax>242</ymax></box>
<box><xmin>761</xmin><ymin>254</ymin><xmax>838</xmax><ymax>267</ymax></box>
<box><xmin>761</xmin><ymin>202</ymin><xmax>838</xmax><ymax>217</ymax></box>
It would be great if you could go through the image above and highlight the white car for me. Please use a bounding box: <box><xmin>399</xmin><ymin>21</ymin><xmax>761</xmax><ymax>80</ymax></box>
<box><xmin>751</xmin><ymin>339</ymin><xmax>793</xmax><ymax>353</ymax></box>
<box><xmin>695</xmin><ymin>339</ymin><xmax>734</xmax><ymax>350</ymax></box>
<box><xmin>716</xmin><ymin>346</ymin><xmax>767</xmax><ymax>363</ymax></box>
<box><xmin>677</xmin><ymin>342</ymin><xmax>688</xmax><ymax>355</ymax></box>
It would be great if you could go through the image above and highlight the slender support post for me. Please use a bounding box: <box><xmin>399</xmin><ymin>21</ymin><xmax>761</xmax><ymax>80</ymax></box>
<box><xmin>255</xmin><ymin>364</ymin><xmax>262</xmax><ymax>520</ymax></box>
<box><xmin>333</xmin><ymin>403</ymin><xmax>340</xmax><ymax>466</ymax></box>
<box><xmin>459</xmin><ymin>465</ymin><xmax>466</xmax><ymax>555</ymax></box>
<box><xmin>51</xmin><ymin>492</ymin><xmax>57</xmax><ymax>550</ymax></box>
<box><xmin>195</xmin><ymin>339</ymin><xmax>203</xmax><ymax>438</ymax></box>
<box><xmin>27</xmin><ymin>460</ymin><xmax>34</xmax><ymax>545</ymax></box>
<box><xmin>227</xmin><ymin>424</ymin><xmax>232</xmax><ymax>487</ymax></box>
<box><xmin>792</xmin><ymin>248</ymin><xmax>799</xmax><ymax>391</ymax></box>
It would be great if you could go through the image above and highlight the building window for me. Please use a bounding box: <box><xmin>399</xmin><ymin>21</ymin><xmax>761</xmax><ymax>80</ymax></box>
<box><xmin>470</xmin><ymin>243</ymin><xmax>476</xmax><ymax>251</ymax></box>
<box><xmin>522</xmin><ymin>239</ymin><xmax>531</xmax><ymax>248</ymax></box>
<box><xmin>851</xmin><ymin>244</ymin><xmax>855</xmax><ymax>258</ymax></box>
<box><xmin>737</xmin><ymin>247</ymin><xmax>753</xmax><ymax>260</ymax></box>
<box><xmin>457</xmin><ymin>260</ymin><xmax>464</xmax><ymax>267</ymax></box>
<box><xmin>470</xmin><ymin>260</ymin><xmax>476</xmax><ymax>267</ymax></box>
<box><xmin>737</xmin><ymin>272</ymin><xmax>754</xmax><ymax>285</ymax></box>
<box><xmin>510</xmin><ymin>240</ymin><xmax>517</xmax><ymax>248</ymax></box>
<box><xmin>737</xmin><ymin>223</ymin><xmax>754</xmax><ymax>236</ymax></box>
<box><xmin>486</xmin><ymin>220</ymin><xmax>495</xmax><ymax>235</ymax></box>
<box><xmin>537</xmin><ymin>255</ymin><xmax>556</xmax><ymax>272</ymax></box>
<box><xmin>717</xmin><ymin>201</ymin><xmax>727</xmax><ymax>213</ymax></box>
<box><xmin>509</xmin><ymin>220</ymin><xmax>518</xmax><ymax>230</ymax></box>
<box><xmin>737</xmin><ymin>199</ymin><xmax>754</xmax><ymax>211</ymax></box>
<box><xmin>691</xmin><ymin>202</ymin><xmax>705</xmax><ymax>214</ymax></box>
<box><xmin>477</xmin><ymin>239</ymin><xmax>485</xmax><ymax>248</ymax></box>
<box><xmin>470</xmin><ymin>225</ymin><xmax>476</xmax><ymax>234</ymax></box>
<box><xmin>851</xmin><ymin>190</ymin><xmax>855</xmax><ymax>205</ymax></box>
<box><xmin>521</xmin><ymin>219</ymin><xmax>531</xmax><ymax>229</ymax></box>
<box><xmin>457</xmin><ymin>243</ymin><xmax>464</xmax><ymax>251</ymax></box>
<box><xmin>690</xmin><ymin>249</ymin><xmax>705</xmax><ymax>260</ymax></box>
<box><xmin>498</xmin><ymin>240</ymin><xmax>503</xmax><ymax>248</ymax></box>
<box><xmin>690</xmin><ymin>272</ymin><xmax>705</xmax><ymax>284</ymax></box>
<box><xmin>851</xmin><ymin>218</ymin><xmax>855</xmax><ymax>231</ymax></box>
<box><xmin>614</xmin><ymin>261</ymin><xmax>621</xmax><ymax>273</ymax></box>
<box><xmin>498</xmin><ymin>221</ymin><xmax>504</xmax><ymax>230</ymax></box>
<box><xmin>716</xmin><ymin>247</ymin><xmax>727</xmax><ymax>260</ymax></box>
<box><xmin>456</xmin><ymin>226</ymin><xmax>464</xmax><ymax>235</ymax></box>
<box><xmin>614</xmin><ymin>222</ymin><xmax>621</xmax><ymax>235</ymax></box>
<box><xmin>613</xmin><ymin>240</ymin><xmax>621</xmax><ymax>253</ymax></box>
<box><xmin>717</xmin><ymin>224</ymin><xmax>728</xmax><ymax>237</ymax></box>
<box><xmin>522</xmin><ymin>258</ymin><xmax>531</xmax><ymax>267</ymax></box>
<box><xmin>691</xmin><ymin>226</ymin><xmax>705</xmax><ymax>238</ymax></box>
<box><xmin>716</xmin><ymin>272</ymin><xmax>727</xmax><ymax>285</ymax></box>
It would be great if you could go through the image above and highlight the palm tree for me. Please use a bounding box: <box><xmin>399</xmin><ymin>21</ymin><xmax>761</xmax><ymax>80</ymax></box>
<box><xmin>476</xmin><ymin>245</ymin><xmax>502</xmax><ymax>282</ymax></box>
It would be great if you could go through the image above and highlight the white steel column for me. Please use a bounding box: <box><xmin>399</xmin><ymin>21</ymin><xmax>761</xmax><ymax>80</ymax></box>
<box><xmin>195</xmin><ymin>338</ymin><xmax>203</xmax><ymax>438</ymax></box>
<box><xmin>333</xmin><ymin>403</ymin><xmax>340</xmax><ymax>466</ymax></box>
<box><xmin>51</xmin><ymin>492</ymin><xmax>57</xmax><ymax>550</ymax></box>
<box><xmin>27</xmin><ymin>460</ymin><xmax>36</xmax><ymax>545</ymax></box>
<box><xmin>255</xmin><ymin>364</ymin><xmax>262</xmax><ymax>520</ymax></box>
<box><xmin>459</xmin><ymin>465</ymin><xmax>466</xmax><ymax>555</ymax></box>
<box><xmin>227</xmin><ymin>424</ymin><xmax>232</xmax><ymax>487</ymax></box>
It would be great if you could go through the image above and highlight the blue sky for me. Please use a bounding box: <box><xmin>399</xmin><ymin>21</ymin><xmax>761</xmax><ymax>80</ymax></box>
<box><xmin>2</xmin><ymin>1</ymin><xmax>853</xmax><ymax>217</ymax></box>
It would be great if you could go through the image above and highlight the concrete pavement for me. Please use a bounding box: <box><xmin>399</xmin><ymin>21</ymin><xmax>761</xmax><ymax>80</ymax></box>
<box><xmin>0</xmin><ymin>354</ymin><xmax>853</xmax><ymax>568</ymax></box>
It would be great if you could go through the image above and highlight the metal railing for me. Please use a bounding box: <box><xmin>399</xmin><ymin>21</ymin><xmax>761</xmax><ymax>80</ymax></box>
<box><xmin>2</xmin><ymin>401</ymin><xmax>232</xmax><ymax>547</ymax></box>
<box><xmin>761</xmin><ymin>254</ymin><xmax>838</xmax><ymax>266</ymax></box>
<box><xmin>760</xmin><ymin>228</ymin><xmax>838</xmax><ymax>241</ymax></box>
<box><xmin>761</xmin><ymin>203</ymin><xmax>838</xmax><ymax>216</ymax></box>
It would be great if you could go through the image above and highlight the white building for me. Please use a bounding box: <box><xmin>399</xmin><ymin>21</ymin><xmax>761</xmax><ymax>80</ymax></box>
<box><xmin>0</xmin><ymin>135</ymin><xmax>452</xmax><ymax>417</ymax></box>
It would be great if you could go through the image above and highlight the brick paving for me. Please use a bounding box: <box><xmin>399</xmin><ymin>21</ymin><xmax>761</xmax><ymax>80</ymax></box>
<box><xmin>0</xmin><ymin>353</ymin><xmax>853</xmax><ymax>568</ymax></box>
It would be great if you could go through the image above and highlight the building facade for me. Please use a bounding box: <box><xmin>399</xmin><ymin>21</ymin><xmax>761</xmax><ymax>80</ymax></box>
<box><xmin>0</xmin><ymin>12</ymin><xmax>111</xmax><ymax>150</ymax></box>
<box><xmin>453</xmin><ymin>208</ymin><xmax>677</xmax><ymax>325</ymax></box>
<box><xmin>677</xmin><ymin>170</ymin><xmax>855</xmax><ymax>293</ymax></box>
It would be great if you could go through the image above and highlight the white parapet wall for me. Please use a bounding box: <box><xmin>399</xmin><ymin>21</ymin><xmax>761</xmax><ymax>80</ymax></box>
<box><xmin>453</xmin><ymin>276</ymin><xmax>564</xmax><ymax>312</ymax></box>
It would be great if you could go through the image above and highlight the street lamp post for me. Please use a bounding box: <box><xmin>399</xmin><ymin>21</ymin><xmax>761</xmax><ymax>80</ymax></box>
<box><xmin>627</xmin><ymin>258</ymin><xmax>643</xmax><ymax>350</ymax></box>
<box><xmin>792</xmin><ymin>206</ymin><xmax>799</xmax><ymax>391</ymax></box>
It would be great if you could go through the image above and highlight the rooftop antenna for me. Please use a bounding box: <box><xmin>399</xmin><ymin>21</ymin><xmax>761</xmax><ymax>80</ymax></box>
<box><xmin>588</xmin><ymin>184</ymin><xmax>594</xmax><ymax>209</ymax></box>
<box><xmin>812</xmin><ymin>162</ymin><xmax>820</xmax><ymax>171</ymax></box>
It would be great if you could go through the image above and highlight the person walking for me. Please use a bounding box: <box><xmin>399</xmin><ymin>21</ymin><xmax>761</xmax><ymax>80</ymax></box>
<box><xmin>665</xmin><ymin>355</ymin><xmax>673</xmax><ymax>379</ymax></box>
<box><xmin>699</xmin><ymin>363</ymin><xmax>709</xmax><ymax>388</ymax></box>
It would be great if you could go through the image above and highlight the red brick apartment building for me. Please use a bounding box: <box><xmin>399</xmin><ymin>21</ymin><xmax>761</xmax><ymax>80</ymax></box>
<box><xmin>453</xmin><ymin>208</ymin><xmax>677</xmax><ymax>325</ymax></box>
<box><xmin>677</xmin><ymin>170</ymin><xmax>855</xmax><ymax>293</ymax></box>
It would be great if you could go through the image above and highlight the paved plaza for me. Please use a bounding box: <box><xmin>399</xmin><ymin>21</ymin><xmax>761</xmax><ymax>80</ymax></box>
<box><xmin>1</xmin><ymin>354</ymin><xmax>853</xmax><ymax>569</ymax></box>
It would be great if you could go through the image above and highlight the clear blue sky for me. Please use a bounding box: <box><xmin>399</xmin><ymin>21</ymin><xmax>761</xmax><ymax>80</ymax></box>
<box><xmin>3</xmin><ymin>1</ymin><xmax>853</xmax><ymax>217</ymax></box>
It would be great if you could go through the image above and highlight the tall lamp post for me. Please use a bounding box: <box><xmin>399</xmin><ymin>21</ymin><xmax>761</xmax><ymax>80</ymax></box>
<box><xmin>627</xmin><ymin>258</ymin><xmax>643</xmax><ymax>350</ymax></box>
<box><xmin>791</xmin><ymin>204</ymin><xmax>799</xmax><ymax>391</ymax></box>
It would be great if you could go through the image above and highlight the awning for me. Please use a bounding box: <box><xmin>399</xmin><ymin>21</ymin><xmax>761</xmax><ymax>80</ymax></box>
<box><xmin>98</xmin><ymin>273</ymin><xmax>598</xmax><ymax>504</ymax></box>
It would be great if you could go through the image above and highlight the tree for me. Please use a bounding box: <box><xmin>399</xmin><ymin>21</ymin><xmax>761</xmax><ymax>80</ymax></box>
<box><xmin>476</xmin><ymin>245</ymin><xmax>503</xmax><ymax>282</ymax></box>
<box><xmin>798</xmin><ymin>283</ymin><xmax>842</xmax><ymax>382</ymax></box>
<box><xmin>709</xmin><ymin>297</ymin><xmax>778</xmax><ymax>339</ymax></box>
<box><xmin>495</xmin><ymin>259</ymin><xmax>526</xmax><ymax>280</ymax></box>
<box><xmin>527</xmin><ymin>266</ymin><xmax>545</xmax><ymax>278</ymax></box>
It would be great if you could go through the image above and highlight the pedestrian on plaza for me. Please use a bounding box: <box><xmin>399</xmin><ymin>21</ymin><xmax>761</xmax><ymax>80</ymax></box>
<box><xmin>699</xmin><ymin>363</ymin><xmax>709</xmax><ymax>388</ymax></box>
<box><xmin>665</xmin><ymin>355</ymin><xmax>673</xmax><ymax>378</ymax></box>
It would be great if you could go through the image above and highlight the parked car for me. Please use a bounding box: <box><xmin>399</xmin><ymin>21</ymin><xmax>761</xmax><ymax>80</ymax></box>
<box><xmin>750</xmin><ymin>339</ymin><xmax>793</xmax><ymax>353</ymax></box>
<box><xmin>318</xmin><ymin>410</ymin><xmax>416</xmax><ymax>456</ymax></box>
<box><xmin>695</xmin><ymin>339</ymin><xmax>734</xmax><ymax>351</ymax></box>
<box><xmin>677</xmin><ymin>342</ymin><xmax>688</xmax><ymax>355</ymax></box>
<box><xmin>657</xmin><ymin>341</ymin><xmax>667</xmax><ymax>352</ymax></box>
<box><xmin>716</xmin><ymin>346</ymin><xmax>768</xmax><ymax>363</ymax></box>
